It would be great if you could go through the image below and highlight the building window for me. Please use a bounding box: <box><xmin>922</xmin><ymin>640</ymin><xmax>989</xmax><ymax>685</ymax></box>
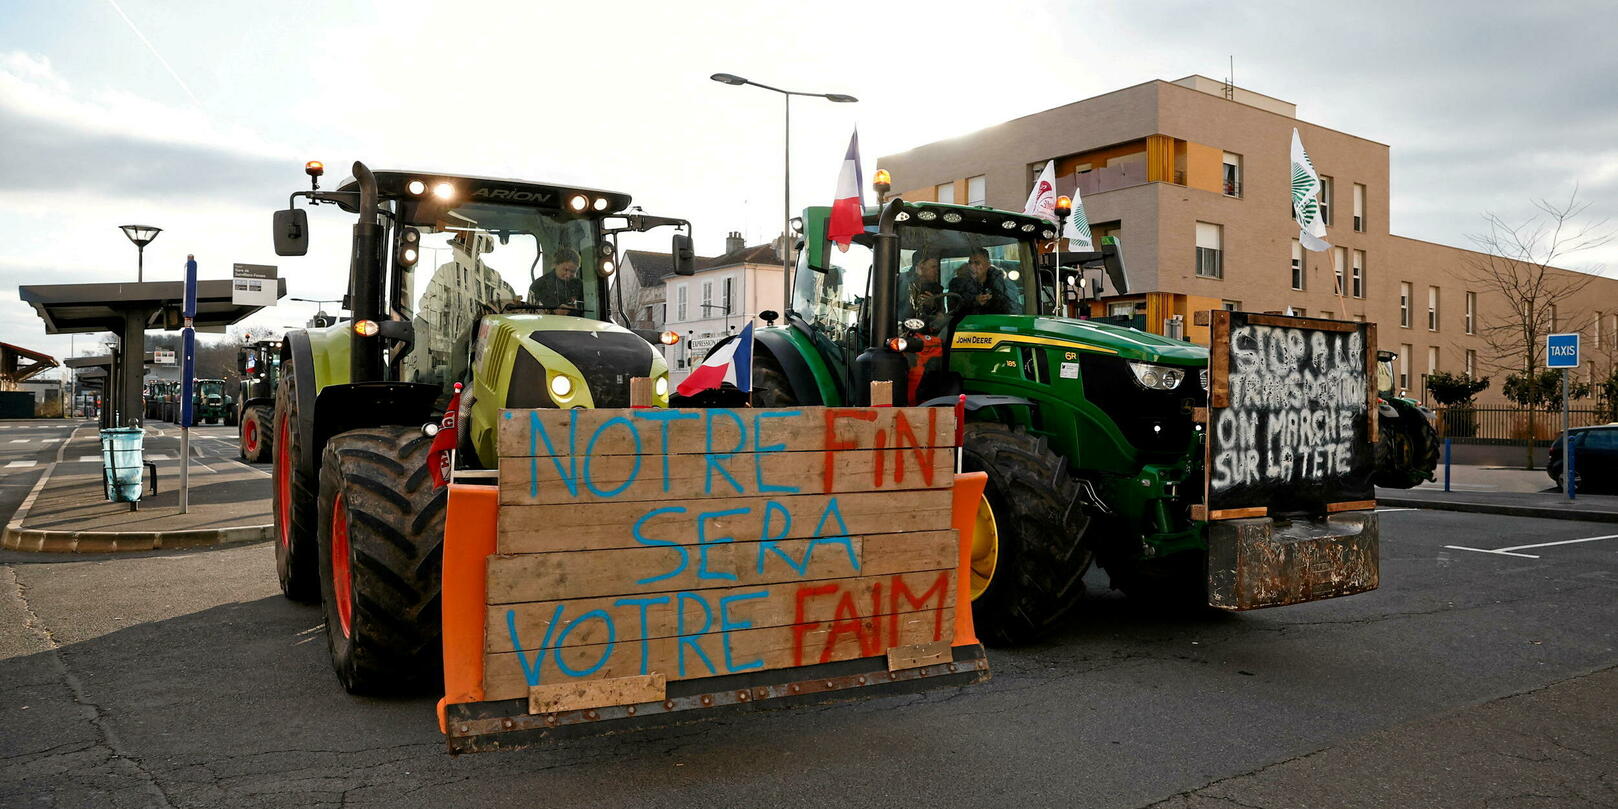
<box><xmin>1465</xmin><ymin>349</ymin><xmax>1476</xmax><ymax>377</ymax></box>
<box><xmin>1333</xmin><ymin>247</ymin><xmax>1346</xmax><ymax>295</ymax></box>
<box><xmin>1353</xmin><ymin>183</ymin><xmax>1366</xmax><ymax>232</ymax></box>
<box><xmin>1549</xmin><ymin>303</ymin><xmax>1558</xmax><ymax>331</ymax></box>
<box><xmin>936</xmin><ymin>182</ymin><xmax>955</xmax><ymax>204</ymax></box>
<box><xmin>701</xmin><ymin>281</ymin><xmax>713</xmax><ymax>317</ymax></box>
<box><xmin>1222</xmin><ymin>152</ymin><xmax>1242</xmax><ymax>197</ymax></box>
<box><xmin>721</xmin><ymin>276</ymin><xmax>733</xmax><ymax>314</ymax></box>
<box><xmin>1290</xmin><ymin>240</ymin><xmax>1304</xmax><ymax>290</ymax></box>
<box><xmin>1399</xmin><ymin>282</ymin><xmax>1411</xmax><ymax>328</ymax></box>
<box><xmin>1108</xmin><ymin>302</ymin><xmax>1135</xmax><ymax>317</ymax></box>
<box><xmin>966</xmin><ymin>175</ymin><xmax>986</xmax><ymax>206</ymax></box>
<box><xmin>1351</xmin><ymin>250</ymin><xmax>1365</xmax><ymax>298</ymax></box>
<box><xmin>1318</xmin><ymin>175</ymin><xmax>1334</xmax><ymax>226</ymax></box>
<box><xmin>1427</xmin><ymin>346</ymin><xmax>1439</xmax><ymax>375</ymax></box>
<box><xmin>1222</xmin><ymin>300</ymin><xmax>1242</xmax><ymax>311</ymax></box>
<box><xmin>1427</xmin><ymin>286</ymin><xmax>1439</xmax><ymax>331</ymax></box>
<box><xmin>1399</xmin><ymin>343</ymin><xmax>1412</xmax><ymax>389</ymax></box>
<box><xmin>1465</xmin><ymin>291</ymin><xmax>1476</xmax><ymax>334</ymax></box>
<box><xmin>676</xmin><ymin>285</ymin><xmax>687</xmax><ymax>322</ymax></box>
<box><xmin>1194</xmin><ymin>222</ymin><xmax>1223</xmax><ymax>278</ymax></box>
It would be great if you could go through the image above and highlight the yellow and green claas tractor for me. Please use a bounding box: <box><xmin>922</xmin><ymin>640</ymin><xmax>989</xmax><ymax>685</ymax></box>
<box><xmin>269</xmin><ymin>161</ymin><xmax>692</xmax><ymax>693</ymax></box>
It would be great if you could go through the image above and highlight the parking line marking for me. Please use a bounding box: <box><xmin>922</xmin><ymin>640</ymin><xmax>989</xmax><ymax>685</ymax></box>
<box><xmin>5</xmin><ymin>460</ymin><xmax>36</xmax><ymax>469</ymax></box>
<box><xmin>8</xmin><ymin>439</ymin><xmax>27</xmax><ymax>444</ymax></box>
<box><xmin>1445</xmin><ymin>533</ymin><xmax>1618</xmax><ymax>560</ymax></box>
<box><xmin>76</xmin><ymin>455</ymin><xmax>99</xmax><ymax>462</ymax></box>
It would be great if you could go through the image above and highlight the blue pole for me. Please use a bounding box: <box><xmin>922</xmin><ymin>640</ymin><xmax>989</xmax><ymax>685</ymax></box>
<box><xmin>1443</xmin><ymin>437</ymin><xmax>1451</xmax><ymax>493</ymax></box>
<box><xmin>180</xmin><ymin>255</ymin><xmax>198</xmax><ymax>515</ymax></box>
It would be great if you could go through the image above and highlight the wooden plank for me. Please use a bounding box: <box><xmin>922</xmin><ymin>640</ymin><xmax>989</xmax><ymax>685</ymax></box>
<box><xmin>486</xmin><ymin>530</ymin><xmax>958</xmax><ymax>604</ymax></box>
<box><xmin>497</xmin><ymin>489</ymin><xmax>954</xmax><ymax>554</ymax></box>
<box><xmin>1241</xmin><ymin>312</ymin><xmax>1360</xmax><ymax>333</ymax></box>
<box><xmin>1327</xmin><ymin>500</ymin><xmax>1376</xmax><ymax>513</ymax></box>
<box><xmin>497</xmin><ymin>406</ymin><xmax>957</xmax><ymax>458</ymax></box>
<box><xmin>498</xmin><ymin>447</ymin><xmax>954</xmax><ymax>506</ymax></box>
<box><xmin>869</xmin><ymin>381</ymin><xmax>892</xmax><ymax>406</ymax></box>
<box><xmin>483</xmin><ymin>608</ymin><xmax>950</xmax><ymax>700</ymax></box>
<box><xmin>1208</xmin><ymin>310</ymin><xmax>1230</xmax><ymax>410</ymax></box>
<box><xmin>1209</xmin><ymin>506</ymin><xmax>1267</xmax><ymax>521</ymax></box>
<box><xmin>1193</xmin><ymin>310</ymin><xmax>1211</xmax><ymax>327</ymax></box>
<box><xmin>628</xmin><ymin>377</ymin><xmax>654</xmax><ymax>408</ymax></box>
<box><xmin>487</xmin><ymin>570</ymin><xmax>955</xmax><ymax>652</ymax></box>
<box><xmin>529</xmin><ymin>673</ymin><xmax>665</xmax><ymax>715</ymax></box>
<box><xmin>1190</xmin><ymin>504</ymin><xmax>1207</xmax><ymax>522</ymax></box>
<box><xmin>887</xmin><ymin>640</ymin><xmax>950</xmax><ymax>672</ymax></box>
<box><xmin>1192</xmin><ymin>406</ymin><xmax>1208</xmax><ymax>424</ymax></box>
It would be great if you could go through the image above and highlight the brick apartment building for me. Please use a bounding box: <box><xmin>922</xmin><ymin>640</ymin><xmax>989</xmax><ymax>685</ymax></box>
<box><xmin>876</xmin><ymin>76</ymin><xmax>1618</xmax><ymax>404</ymax></box>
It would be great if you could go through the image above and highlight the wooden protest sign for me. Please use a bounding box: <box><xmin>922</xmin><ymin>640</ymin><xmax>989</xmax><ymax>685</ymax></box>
<box><xmin>1202</xmin><ymin>311</ymin><xmax>1377</xmax><ymax>518</ymax></box>
<box><xmin>482</xmin><ymin>405</ymin><xmax>970</xmax><ymax>709</ymax></box>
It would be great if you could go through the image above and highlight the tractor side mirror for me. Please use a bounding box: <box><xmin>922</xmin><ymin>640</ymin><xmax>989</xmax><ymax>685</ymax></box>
<box><xmin>274</xmin><ymin>209</ymin><xmax>309</xmax><ymax>256</ymax></box>
<box><xmin>760</xmin><ymin>310</ymin><xmax>779</xmax><ymax>326</ymax></box>
<box><xmin>672</xmin><ymin>233</ymin><xmax>695</xmax><ymax>276</ymax></box>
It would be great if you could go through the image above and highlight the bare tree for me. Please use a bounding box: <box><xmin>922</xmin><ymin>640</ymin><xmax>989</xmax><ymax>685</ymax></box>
<box><xmin>1463</xmin><ymin>186</ymin><xmax>1613</xmax><ymax>376</ymax></box>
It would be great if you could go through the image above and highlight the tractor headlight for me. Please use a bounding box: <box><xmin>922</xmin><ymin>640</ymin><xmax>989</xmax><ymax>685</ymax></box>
<box><xmin>1127</xmin><ymin>361</ymin><xmax>1186</xmax><ymax>391</ymax></box>
<box><xmin>655</xmin><ymin>376</ymin><xmax>668</xmax><ymax>397</ymax></box>
<box><xmin>549</xmin><ymin>373</ymin><xmax>574</xmax><ymax>400</ymax></box>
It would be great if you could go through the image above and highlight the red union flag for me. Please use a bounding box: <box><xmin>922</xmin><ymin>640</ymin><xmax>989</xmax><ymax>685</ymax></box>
<box><xmin>827</xmin><ymin>129</ymin><xmax>865</xmax><ymax>249</ymax></box>
<box><xmin>1023</xmin><ymin>160</ymin><xmax>1058</xmax><ymax>223</ymax></box>
<box><xmin>428</xmin><ymin>384</ymin><xmax>461</xmax><ymax>488</ymax></box>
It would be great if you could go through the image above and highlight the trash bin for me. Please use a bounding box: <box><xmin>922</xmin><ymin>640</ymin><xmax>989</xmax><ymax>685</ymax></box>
<box><xmin>100</xmin><ymin>427</ymin><xmax>145</xmax><ymax>502</ymax></box>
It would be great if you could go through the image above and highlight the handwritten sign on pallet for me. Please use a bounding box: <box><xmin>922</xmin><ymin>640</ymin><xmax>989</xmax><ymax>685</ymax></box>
<box><xmin>1201</xmin><ymin>310</ymin><xmax>1377</xmax><ymax>519</ymax></box>
<box><xmin>484</xmin><ymin>405</ymin><xmax>970</xmax><ymax>709</ymax></box>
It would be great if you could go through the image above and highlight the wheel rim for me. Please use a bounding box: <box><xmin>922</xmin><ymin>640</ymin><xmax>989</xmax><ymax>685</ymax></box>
<box><xmin>244</xmin><ymin>417</ymin><xmax>258</xmax><ymax>455</ymax></box>
<box><xmin>275</xmin><ymin>414</ymin><xmax>291</xmax><ymax>549</ymax></box>
<box><xmin>331</xmin><ymin>491</ymin><xmax>353</xmax><ymax>638</ymax></box>
<box><xmin>969</xmin><ymin>493</ymin><xmax>1000</xmax><ymax>600</ymax></box>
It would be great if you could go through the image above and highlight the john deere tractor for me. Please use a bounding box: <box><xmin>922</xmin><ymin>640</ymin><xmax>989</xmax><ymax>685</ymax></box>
<box><xmin>735</xmin><ymin>198</ymin><xmax>1379</xmax><ymax>643</ymax></box>
<box><xmin>270</xmin><ymin>162</ymin><xmax>692</xmax><ymax>693</ymax></box>
<box><xmin>1372</xmin><ymin>350</ymin><xmax>1439</xmax><ymax>488</ymax></box>
<box><xmin>236</xmin><ymin>338</ymin><xmax>282</xmax><ymax>463</ymax></box>
<box><xmin>193</xmin><ymin>379</ymin><xmax>234</xmax><ymax>425</ymax></box>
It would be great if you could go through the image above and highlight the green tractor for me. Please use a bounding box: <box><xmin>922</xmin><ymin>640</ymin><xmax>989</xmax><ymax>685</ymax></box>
<box><xmin>1372</xmin><ymin>350</ymin><xmax>1439</xmax><ymax>488</ymax></box>
<box><xmin>192</xmin><ymin>378</ymin><xmax>234</xmax><ymax>425</ymax></box>
<box><xmin>731</xmin><ymin>199</ymin><xmax>1379</xmax><ymax>643</ymax></box>
<box><xmin>237</xmin><ymin>338</ymin><xmax>283</xmax><ymax>463</ymax></box>
<box><xmin>269</xmin><ymin>161</ymin><xmax>692</xmax><ymax>693</ymax></box>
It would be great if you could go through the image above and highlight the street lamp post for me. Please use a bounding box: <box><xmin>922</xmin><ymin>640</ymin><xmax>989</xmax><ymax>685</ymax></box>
<box><xmin>119</xmin><ymin>225</ymin><xmax>163</xmax><ymax>283</ymax></box>
<box><xmin>710</xmin><ymin>73</ymin><xmax>857</xmax><ymax>316</ymax></box>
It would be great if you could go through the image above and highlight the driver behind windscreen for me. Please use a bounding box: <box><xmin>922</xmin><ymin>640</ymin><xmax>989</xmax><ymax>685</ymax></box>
<box><xmin>947</xmin><ymin>247</ymin><xmax>1014</xmax><ymax>316</ymax></box>
<box><xmin>527</xmin><ymin>248</ymin><xmax>584</xmax><ymax>315</ymax></box>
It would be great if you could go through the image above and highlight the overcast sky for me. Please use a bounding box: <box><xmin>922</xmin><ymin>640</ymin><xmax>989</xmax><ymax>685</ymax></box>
<box><xmin>2</xmin><ymin>0</ymin><xmax>1615</xmax><ymax>367</ymax></box>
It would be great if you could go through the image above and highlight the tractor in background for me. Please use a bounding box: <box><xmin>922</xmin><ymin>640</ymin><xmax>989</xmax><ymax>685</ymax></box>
<box><xmin>1372</xmin><ymin>350</ymin><xmax>1439</xmax><ymax>488</ymax></box>
<box><xmin>236</xmin><ymin>338</ymin><xmax>282</xmax><ymax>463</ymax></box>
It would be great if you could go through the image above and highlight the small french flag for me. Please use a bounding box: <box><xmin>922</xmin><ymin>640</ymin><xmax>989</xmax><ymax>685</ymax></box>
<box><xmin>827</xmin><ymin>129</ymin><xmax>864</xmax><ymax>249</ymax></box>
<box><xmin>676</xmin><ymin>322</ymin><xmax>755</xmax><ymax>397</ymax></box>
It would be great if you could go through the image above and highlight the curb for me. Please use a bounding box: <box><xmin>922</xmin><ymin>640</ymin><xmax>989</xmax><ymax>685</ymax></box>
<box><xmin>1</xmin><ymin>425</ymin><xmax>275</xmax><ymax>554</ymax></box>
<box><xmin>1377</xmin><ymin>495</ymin><xmax>1618</xmax><ymax>524</ymax></box>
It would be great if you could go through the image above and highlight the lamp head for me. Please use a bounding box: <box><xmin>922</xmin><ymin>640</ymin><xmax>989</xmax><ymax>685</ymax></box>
<box><xmin>823</xmin><ymin>93</ymin><xmax>858</xmax><ymax>103</ymax></box>
<box><xmin>119</xmin><ymin>224</ymin><xmax>162</xmax><ymax>248</ymax></box>
<box><xmin>710</xmin><ymin>73</ymin><xmax>748</xmax><ymax>86</ymax></box>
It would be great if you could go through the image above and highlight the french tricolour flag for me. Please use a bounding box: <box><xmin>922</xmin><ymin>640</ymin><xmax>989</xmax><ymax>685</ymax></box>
<box><xmin>827</xmin><ymin>129</ymin><xmax>864</xmax><ymax>249</ymax></box>
<box><xmin>676</xmin><ymin>322</ymin><xmax>754</xmax><ymax>397</ymax></box>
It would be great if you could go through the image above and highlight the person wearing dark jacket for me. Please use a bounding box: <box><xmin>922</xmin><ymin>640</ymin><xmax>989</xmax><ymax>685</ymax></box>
<box><xmin>947</xmin><ymin>248</ymin><xmax>1014</xmax><ymax>316</ymax></box>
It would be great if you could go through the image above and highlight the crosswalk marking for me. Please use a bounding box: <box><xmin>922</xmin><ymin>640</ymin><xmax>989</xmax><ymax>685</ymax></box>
<box><xmin>4</xmin><ymin>460</ymin><xmax>36</xmax><ymax>469</ymax></box>
<box><xmin>8</xmin><ymin>439</ymin><xmax>28</xmax><ymax>444</ymax></box>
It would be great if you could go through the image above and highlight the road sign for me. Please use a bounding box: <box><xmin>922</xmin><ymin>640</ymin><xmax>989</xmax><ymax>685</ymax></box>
<box><xmin>154</xmin><ymin>348</ymin><xmax>176</xmax><ymax>365</ymax></box>
<box><xmin>686</xmin><ymin>336</ymin><xmax>718</xmax><ymax>358</ymax></box>
<box><xmin>232</xmin><ymin>263</ymin><xmax>279</xmax><ymax>307</ymax></box>
<box><xmin>1547</xmin><ymin>333</ymin><xmax>1580</xmax><ymax>368</ymax></box>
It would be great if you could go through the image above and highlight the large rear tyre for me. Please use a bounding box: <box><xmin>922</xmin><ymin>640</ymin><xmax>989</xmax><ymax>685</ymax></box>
<box><xmin>242</xmin><ymin>405</ymin><xmax>273</xmax><ymax>464</ymax></box>
<box><xmin>961</xmin><ymin>423</ymin><xmax>1092</xmax><ymax>645</ymax></box>
<box><xmin>316</xmin><ymin>426</ymin><xmax>446</xmax><ymax>694</ymax></box>
<box><xmin>750</xmin><ymin>350</ymin><xmax>800</xmax><ymax>407</ymax></box>
<box><xmin>1374</xmin><ymin>412</ymin><xmax>1438</xmax><ymax>489</ymax></box>
<box><xmin>273</xmin><ymin>361</ymin><xmax>320</xmax><ymax>603</ymax></box>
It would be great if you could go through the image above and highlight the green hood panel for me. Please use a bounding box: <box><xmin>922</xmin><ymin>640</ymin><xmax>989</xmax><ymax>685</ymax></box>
<box><xmin>953</xmin><ymin>315</ymin><xmax>1207</xmax><ymax>365</ymax></box>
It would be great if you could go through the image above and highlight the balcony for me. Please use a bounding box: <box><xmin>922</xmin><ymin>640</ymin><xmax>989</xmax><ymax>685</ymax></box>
<box><xmin>1071</xmin><ymin>162</ymin><xmax>1152</xmax><ymax>196</ymax></box>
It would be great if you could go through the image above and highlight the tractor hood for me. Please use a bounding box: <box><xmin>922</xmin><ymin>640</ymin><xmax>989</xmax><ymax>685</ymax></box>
<box><xmin>951</xmin><ymin>315</ymin><xmax>1207</xmax><ymax>366</ymax></box>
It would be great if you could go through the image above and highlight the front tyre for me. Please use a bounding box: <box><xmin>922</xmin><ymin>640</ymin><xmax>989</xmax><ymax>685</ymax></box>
<box><xmin>242</xmin><ymin>405</ymin><xmax>273</xmax><ymax>464</ymax></box>
<box><xmin>316</xmin><ymin>426</ymin><xmax>446</xmax><ymax>694</ymax></box>
<box><xmin>961</xmin><ymin>423</ymin><xmax>1092</xmax><ymax>645</ymax></box>
<box><xmin>273</xmin><ymin>359</ymin><xmax>320</xmax><ymax>602</ymax></box>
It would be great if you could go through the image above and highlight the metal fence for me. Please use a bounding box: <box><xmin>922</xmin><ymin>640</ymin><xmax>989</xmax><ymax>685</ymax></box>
<box><xmin>1433</xmin><ymin>407</ymin><xmax>1608</xmax><ymax>445</ymax></box>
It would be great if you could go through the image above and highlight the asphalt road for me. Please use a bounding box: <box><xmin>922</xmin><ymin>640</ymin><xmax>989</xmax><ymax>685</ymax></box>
<box><xmin>0</xmin><ymin>419</ymin><xmax>81</xmax><ymax>526</ymax></box>
<box><xmin>2</xmin><ymin>501</ymin><xmax>1615</xmax><ymax>808</ymax></box>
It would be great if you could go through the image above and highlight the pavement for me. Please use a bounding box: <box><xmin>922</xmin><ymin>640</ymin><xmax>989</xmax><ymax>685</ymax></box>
<box><xmin>1379</xmin><ymin>464</ymin><xmax>1618</xmax><ymax>523</ymax></box>
<box><xmin>1</xmin><ymin>506</ymin><xmax>1616</xmax><ymax>808</ymax></box>
<box><xmin>0</xmin><ymin>420</ymin><xmax>271</xmax><ymax>553</ymax></box>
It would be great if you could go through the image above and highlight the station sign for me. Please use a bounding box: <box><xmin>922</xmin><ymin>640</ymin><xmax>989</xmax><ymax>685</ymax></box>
<box><xmin>154</xmin><ymin>348</ymin><xmax>176</xmax><ymax>365</ymax></box>
<box><xmin>232</xmin><ymin>263</ymin><xmax>279</xmax><ymax>307</ymax></box>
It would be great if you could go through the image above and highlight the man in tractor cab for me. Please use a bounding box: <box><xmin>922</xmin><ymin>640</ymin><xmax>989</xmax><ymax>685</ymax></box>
<box><xmin>948</xmin><ymin>247</ymin><xmax>1015</xmax><ymax>316</ymax></box>
<box><xmin>527</xmin><ymin>248</ymin><xmax>584</xmax><ymax>314</ymax></box>
<box><xmin>898</xmin><ymin>250</ymin><xmax>947</xmax><ymax>331</ymax></box>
